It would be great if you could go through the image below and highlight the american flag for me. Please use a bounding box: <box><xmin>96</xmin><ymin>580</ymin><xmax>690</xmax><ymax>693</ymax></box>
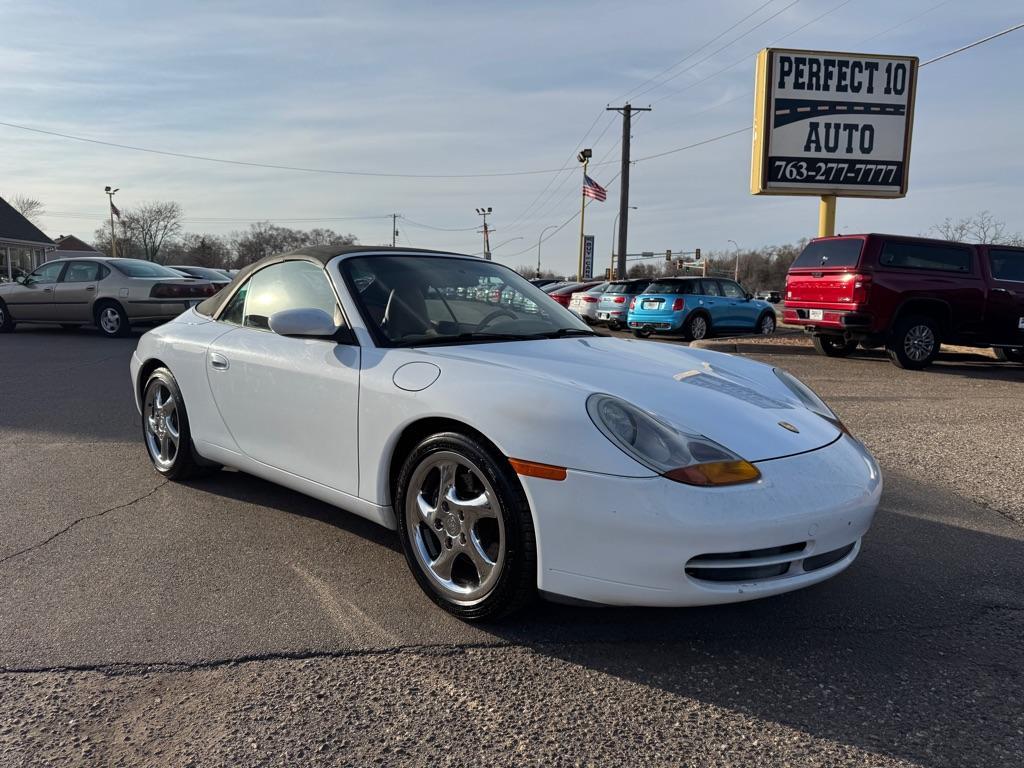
<box><xmin>582</xmin><ymin>174</ymin><xmax>607</xmax><ymax>202</ymax></box>
<box><xmin>110</xmin><ymin>200</ymin><xmax>121</xmax><ymax>219</ymax></box>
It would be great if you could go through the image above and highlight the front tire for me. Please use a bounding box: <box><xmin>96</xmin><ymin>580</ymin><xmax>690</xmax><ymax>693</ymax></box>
<box><xmin>0</xmin><ymin>299</ymin><xmax>15</xmax><ymax>333</ymax></box>
<box><xmin>95</xmin><ymin>301</ymin><xmax>130</xmax><ymax>338</ymax></box>
<box><xmin>887</xmin><ymin>315</ymin><xmax>940</xmax><ymax>370</ymax></box>
<box><xmin>142</xmin><ymin>368</ymin><xmax>217</xmax><ymax>480</ymax></box>
<box><xmin>756</xmin><ymin>311</ymin><xmax>776</xmax><ymax>335</ymax></box>
<box><xmin>813</xmin><ymin>334</ymin><xmax>858</xmax><ymax>357</ymax></box>
<box><xmin>395</xmin><ymin>432</ymin><xmax>536</xmax><ymax>621</ymax></box>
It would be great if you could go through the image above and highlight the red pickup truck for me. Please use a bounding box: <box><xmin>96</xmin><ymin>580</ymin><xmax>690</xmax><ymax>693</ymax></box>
<box><xmin>783</xmin><ymin>234</ymin><xmax>1024</xmax><ymax>369</ymax></box>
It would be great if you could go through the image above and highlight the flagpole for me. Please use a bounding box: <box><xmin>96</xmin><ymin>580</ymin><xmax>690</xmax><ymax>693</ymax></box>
<box><xmin>578</xmin><ymin>157</ymin><xmax>588</xmax><ymax>280</ymax></box>
<box><xmin>105</xmin><ymin>186</ymin><xmax>119</xmax><ymax>259</ymax></box>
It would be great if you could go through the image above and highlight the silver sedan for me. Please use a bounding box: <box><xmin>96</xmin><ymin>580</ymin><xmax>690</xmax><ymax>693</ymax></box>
<box><xmin>0</xmin><ymin>256</ymin><xmax>221</xmax><ymax>337</ymax></box>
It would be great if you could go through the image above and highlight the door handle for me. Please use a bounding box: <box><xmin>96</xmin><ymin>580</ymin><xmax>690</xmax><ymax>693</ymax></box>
<box><xmin>209</xmin><ymin>353</ymin><xmax>230</xmax><ymax>371</ymax></box>
<box><xmin>43</xmin><ymin>287</ymin><xmax>53</xmax><ymax>293</ymax></box>
<box><xmin>85</xmin><ymin>285</ymin><xmax>96</xmax><ymax>291</ymax></box>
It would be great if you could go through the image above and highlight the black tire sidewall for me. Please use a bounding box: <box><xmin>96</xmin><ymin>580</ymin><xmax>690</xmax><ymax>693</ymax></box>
<box><xmin>887</xmin><ymin>316</ymin><xmax>940</xmax><ymax>369</ymax></box>
<box><xmin>758</xmin><ymin>312</ymin><xmax>776</xmax><ymax>334</ymax></box>
<box><xmin>684</xmin><ymin>313</ymin><xmax>710</xmax><ymax>341</ymax></box>
<box><xmin>0</xmin><ymin>299</ymin><xmax>15</xmax><ymax>332</ymax></box>
<box><xmin>394</xmin><ymin>431</ymin><xmax>536</xmax><ymax>622</ymax></box>
<box><xmin>95</xmin><ymin>301</ymin><xmax>130</xmax><ymax>338</ymax></box>
<box><xmin>142</xmin><ymin>368</ymin><xmax>201</xmax><ymax>480</ymax></box>
<box><xmin>633</xmin><ymin>328</ymin><xmax>651</xmax><ymax>338</ymax></box>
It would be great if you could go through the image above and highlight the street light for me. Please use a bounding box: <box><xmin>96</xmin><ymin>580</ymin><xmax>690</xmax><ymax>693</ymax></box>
<box><xmin>577</xmin><ymin>148</ymin><xmax>592</xmax><ymax>279</ymax></box>
<box><xmin>611</xmin><ymin>206</ymin><xmax>638</xmax><ymax>279</ymax></box>
<box><xmin>104</xmin><ymin>186</ymin><xmax>120</xmax><ymax>258</ymax></box>
<box><xmin>537</xmin><ymin>224</ymin><xmax>558</xmax><ymax>278</ymax></box>
<box><xmin>476</xmin><ymin>207</ymin><xmax>493</xmax><ymax>260</ymax></box>
<box><xmin>728</xmin><ymin>239</ymin><xmax>740</xmax><ymax>281</ymax></box>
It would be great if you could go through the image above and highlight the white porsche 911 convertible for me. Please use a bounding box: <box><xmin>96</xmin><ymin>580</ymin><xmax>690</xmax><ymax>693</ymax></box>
<box><xmin>130</xmin><ymin>246</ymin><xmax>881</xmax><ymax>620</ymax></box>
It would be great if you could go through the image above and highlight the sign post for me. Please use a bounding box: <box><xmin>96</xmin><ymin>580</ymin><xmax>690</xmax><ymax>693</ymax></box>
<box><xmin>751</xmin><ymin>48</ymin><xmax>918</xmax><ymax>235</ymax></box>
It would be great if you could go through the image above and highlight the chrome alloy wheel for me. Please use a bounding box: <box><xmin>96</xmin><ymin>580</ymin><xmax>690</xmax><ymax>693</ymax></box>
<box><xmin>404</xmin><ymin>451</ymin><xmax>506</xmax><ymax>605</ymax></box>
<box><xmin>760</xmin><ymin>314</ymin><xmax>776</xmax><ymax>335</ymax></box>
<box><xmin>903</xmin><ymin>324</ymin><xmax>936</xmax><ymax>362</ymax></box>
<box><xmin>690</xmin><ymin>316</ymin><xmax>708</xmax><ymax>340</ymax></box>
<box><xmin>144</xmin><ymin>379</ymin><xmax>181</xmax><ymax>470</ymax></box>
<box><xmin>99</xmin><ymin>307</ymin><xmax>121</xmax><ymax>334</ymax></box>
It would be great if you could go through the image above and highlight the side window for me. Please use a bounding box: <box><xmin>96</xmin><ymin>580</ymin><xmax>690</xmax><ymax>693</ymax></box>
<box><xmin>701</xmin><ymin>279</ymin><xmax>722</xmax><ymax>296</ymax></box>
<box><xmin>988</xmin><ymin>249</ymin><xmax>1024</xmax><ymax>282</ymax></box>
<box><xmin>97</xmin><ymin>264</ymin><xmax>110</xmax><ymax>280</ymax></box>
<box><xmin>61</xmin><ymin>262</ymin><xmax>100</xmax><ymax>283</ymax></box>
<box><xmin>220</xmin><ymin>261</ymin><xmax>340</xmax><ymax>330</ymax></box>
<box><xmin>718</xmin><ymin>280</ymin><xmax>744</xmax><ymax>299</ymax></box>
<box><xmin>28</xmin><ymin>261</ymin><xmax>66</xmax><ymax>283</ymax></box>
<box><xmin>879</xmin><ymin>242</ymin><xmax>973</xmax><ymax>273</ymax></box>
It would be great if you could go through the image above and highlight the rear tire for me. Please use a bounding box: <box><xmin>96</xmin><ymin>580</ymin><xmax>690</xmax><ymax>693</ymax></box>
<box><xmin>683</xmin><ymin>313</ymin><xmax>710</xmax><ymax>341</ymax></box>
<box><xmin>394</xmin><ymin>431</ymin><xmax>536</xmax><ymax>622</ymax></box>
<box><xmin>607</xmin><ymin>320</ymin><xmax>622</xmax><ymax>331</ymax></box>
<box><xmin>886</xmin><ymin>315</ymin><xmax>940</xmax><ymax>370</ymax></box>
<box><xmin>95</xmin><ymin>301</ymin><xmax>130</xmax><ymax>338</ymax></box>
<box><xmin>0</xmin><ymin>299</ymin><xmax>15</xmax><ymax>333</ymax></box>
<box><xmin>993</xmin><ymin>347</ymin><xmax>1024</xmax><ymax>364</ymax></box>
<box><xmin>632</xmin><ymin>327</ymin><xmax>652</xmax><ymax>339</ymax></box>
<box><xmin>142</xmin><ymin>368</ymin><xmax>219</xmax><ymax>480</ymax></box>
<box><xmin>813</xmin><ymin>334</ymin><xmax>858</xmax><ymax>357</ymax></box>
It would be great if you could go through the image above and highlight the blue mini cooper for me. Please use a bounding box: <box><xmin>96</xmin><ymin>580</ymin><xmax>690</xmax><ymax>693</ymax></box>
<box><xmin>627</xmin><ymin>276</ymin><xmax>776</xmax><ymax>340</ymax></box>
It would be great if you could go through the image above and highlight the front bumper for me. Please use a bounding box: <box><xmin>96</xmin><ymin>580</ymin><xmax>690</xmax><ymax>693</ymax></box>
<box><xmin>520</xmin><ymin>434</ymin><xmax>881</xmax><ymax>607</ymax></box>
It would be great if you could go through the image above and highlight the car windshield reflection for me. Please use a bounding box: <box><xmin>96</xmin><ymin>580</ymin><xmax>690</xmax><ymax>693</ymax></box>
<box><xmin>342</xmin><ymin>255</ymin><xmax>596</xmax><ymax>347</ymax></box>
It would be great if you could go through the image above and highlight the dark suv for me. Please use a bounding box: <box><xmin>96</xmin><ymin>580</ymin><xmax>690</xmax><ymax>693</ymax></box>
<box><xmin>784</xmin><ymin>234</ymin><xmax>1024</xmax><ymax>369</ymax></box>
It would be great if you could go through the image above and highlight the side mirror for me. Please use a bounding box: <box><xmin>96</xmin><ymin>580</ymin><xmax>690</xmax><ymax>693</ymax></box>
<box><xmin>15</xmin><ymin>275</ymin><xmax>27</xmax><ymax>285</ymax></box>
<box><xmin>745</xmin><ymin>292</ymin><xmax>754</xmax><ymax>301</ymax></box>
<box><xmin>268</xmin><ymin>307</ymin><xmax>339</xmax><ymax>338</ymax></box>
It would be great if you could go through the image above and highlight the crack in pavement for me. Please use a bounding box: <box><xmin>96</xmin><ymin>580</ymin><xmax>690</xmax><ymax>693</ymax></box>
<box><xmin>0</xmin><ymin>480</ymin><xmax>168</xmax><ymax>567</ymax></box>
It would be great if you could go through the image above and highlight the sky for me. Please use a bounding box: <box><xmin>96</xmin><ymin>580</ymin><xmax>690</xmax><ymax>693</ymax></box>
<box><xmin>1</xmin><ymin>0</ymin><xmax>1021</xmax><ymax>275</ymax></box>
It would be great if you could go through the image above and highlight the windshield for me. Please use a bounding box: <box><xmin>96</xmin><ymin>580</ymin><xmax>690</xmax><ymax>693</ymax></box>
<box><xmin>646</xmin><ymin>280</ymin><xmax>699</xmax><ymax>294</ymax></box>
<box><xmin>109</xmin><ymin>259</ymin><xmax>183</xmax><ymax>278</ymax></box>
<box><xmin>342</xmin><ymin>255</ymin><xmax>595</xmax><ymax>347</ymax></box>
<box><xmin>791</xmin><ymin>238</ymin><xmax>864</xmax><ymax>269</ymax></box>
<box><xmin>173</xmin><ymin>266</ymin><xmax>229</xmax><ymax>280</ymax></box>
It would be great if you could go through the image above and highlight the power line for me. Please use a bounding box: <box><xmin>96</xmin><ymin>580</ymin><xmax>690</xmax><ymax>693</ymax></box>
<box><xmin>920</xmin><ymin>20</ymin><xmax>1024</xmax><ymax>66</ymax></box>
<box><xmin>611</xmin><ymin>0</ymin><xmax>779</xmax><ymax>103</ymax></box>
<box><xmin>860</xmin><ymin>0</ymin><xmax>956</xmax><ymax>45</ymax></box>
<box><xmin>0</xmin><ymin>120</ymin><xmax>581</xmax><ymax>180</ymax></box>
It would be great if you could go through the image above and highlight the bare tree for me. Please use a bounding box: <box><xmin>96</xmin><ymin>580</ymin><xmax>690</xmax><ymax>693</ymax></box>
<box><xmin>120</xmin><ymin>202</ymin><xmax>183</xmax><ymax>262</ymax></box>
<box><xmin>8</xmin><ymin>194</ymin><xmax>45</xmax><ymax>225</ymax></box>
<box><xmin>930</xmin><ymin>211</ymin><xmax>1024</xmax><ymax>245</ymax></box>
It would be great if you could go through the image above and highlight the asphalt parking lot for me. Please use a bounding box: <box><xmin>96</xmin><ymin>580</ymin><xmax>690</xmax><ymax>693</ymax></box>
<box><xmin>1</xmin><ymin>325</ymin><xmax>1022</xmax><ymax>767</ymax></box>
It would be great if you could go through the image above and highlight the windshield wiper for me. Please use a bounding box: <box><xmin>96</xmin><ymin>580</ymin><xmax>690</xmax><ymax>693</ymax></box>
<box><xmin>397</xmin><ymin>332</ymin><xmax>538</xmax><ymax>347</ymax></box>
<box><xmin>535</xmin><ymin>328</ymin><xmax>601</xmax><ymax>338</ymax></box>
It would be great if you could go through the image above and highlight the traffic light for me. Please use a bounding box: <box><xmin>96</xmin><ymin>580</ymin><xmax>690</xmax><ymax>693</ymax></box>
<box><xmin>694</xmin><ymin>248</ymin><xmax>701</xmax><ymax>260</ymax></box>
<box><xmin>605</xmin><ymin>267</ymin><xmax>612</xmax><ymax>280</ymax></box>
<box><xmin>665</xmin><ymin>250</ymin><xmax>672</xmax><ymax>261</ymax></box>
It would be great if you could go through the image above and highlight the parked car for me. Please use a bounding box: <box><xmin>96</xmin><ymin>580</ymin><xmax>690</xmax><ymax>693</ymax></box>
<box><xmin>548</xmin><ymin>280</ymin><xmax>603</xmax><ymax>308</ymax></box>
<box><xmin>783</xmin><ymin>234</ymin><xmax>1024</xmax><ymax>368</ymax></box>
<box><xmin>628</xmin><ymin>277</ymin><xmax>776</xmax><ymax>340</ymax></box>
<box><xmin>0</xmin><ymin>256</ymin><xmax>220</xmax><ymax>337</ymax></box>
<box><xmin>596</xmin><ymin>279</ymin><xmax>651</xmax><ymax>330</ymax></box>
<box><xmin>169</xmin><ymin>265</ymin><xmax>232</xmax><ymax>287</ymax></box>
<box><xmin>540</xmin><ymin>281</ymin><xmax>571</xmax><ymax>293</ymax></box>
<box><xmin>529</xmin><ymin>278</ymin><xmax>562</xmax><ymax>289</ymax></box>
<box><xmin>756</xmin><ymin>290</ymin><xmax>782</xmax><ymax>303</ymax></box>
<box><xmin>568</xmin><ymin>282</ymin><xmax>611</xmax><ymax>322</ymax></box>
<box><xmin>131</xmin><ymin>245</ymin><xmax>880</xmax><ymax>620</ymax></box>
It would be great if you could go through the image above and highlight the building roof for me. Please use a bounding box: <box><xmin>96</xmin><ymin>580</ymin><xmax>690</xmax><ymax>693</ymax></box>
<box><xmin>54</xmin><ymin>234</ymin><xmax>99</xmax><ymax>252</ymax></box>
<box><xmin>0</xmin><ymin>196</ymin><xmax>54</xmax><ymax>245</ymax></box>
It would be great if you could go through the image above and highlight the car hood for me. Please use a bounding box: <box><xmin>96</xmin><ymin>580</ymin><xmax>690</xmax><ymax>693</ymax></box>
<box><xmin>425</xmin><ymin>336</ymin><xmax>841</xmax><ymax>463</ymax></box>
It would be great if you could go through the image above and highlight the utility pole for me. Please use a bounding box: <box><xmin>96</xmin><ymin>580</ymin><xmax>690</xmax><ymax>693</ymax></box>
<box><xmin>104</xmin><ymin>185</ymin><xmax>119</xmax><ymax>258</ymax></box>
<box><xmin>391</xmin><ymin>213</ymin><xmax>399</xmax><ymax>247</ymax></box>
<box><xmin>607</xmin><ymin>103</ymin><xmax>650</xmax><ymax>279</ymax></box>
<box><xmin>475</xmin><ymin>207</ymin><xmax>493</xmax><ymax>259</ymax></box>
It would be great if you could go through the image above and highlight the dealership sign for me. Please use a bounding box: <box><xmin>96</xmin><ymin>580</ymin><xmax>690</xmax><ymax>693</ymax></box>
<box><xmin>751</xmin><ymin>48</ymin><xmax>918</xmax><ymax>198</ymax></box>
<box><xmin>582</xmin><ymin>235</ymin><xmax>595</xmax><ymax>279</ymax></box>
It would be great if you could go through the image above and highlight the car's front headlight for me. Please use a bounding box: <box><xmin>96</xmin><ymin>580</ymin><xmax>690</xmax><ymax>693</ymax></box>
<box><xmin>586</xmin><ymin>394</ymin><xmax>760</xmax><ymax>487</ymax></box>
<box><xmin>773</xmin><ymin>368</ymin><xmax>849</xmax><ymax>433</ymax></box>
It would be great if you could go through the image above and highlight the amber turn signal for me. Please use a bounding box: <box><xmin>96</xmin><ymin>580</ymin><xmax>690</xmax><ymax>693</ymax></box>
<box><xmin>509</xmin><ymin>458</ymin><xmax>568</xmax><ymax>481</ymax></box>
<box><xmin>663</xmin><ymin>460</ymin><xmax>761</xmax><ymax>487</ymax></box>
